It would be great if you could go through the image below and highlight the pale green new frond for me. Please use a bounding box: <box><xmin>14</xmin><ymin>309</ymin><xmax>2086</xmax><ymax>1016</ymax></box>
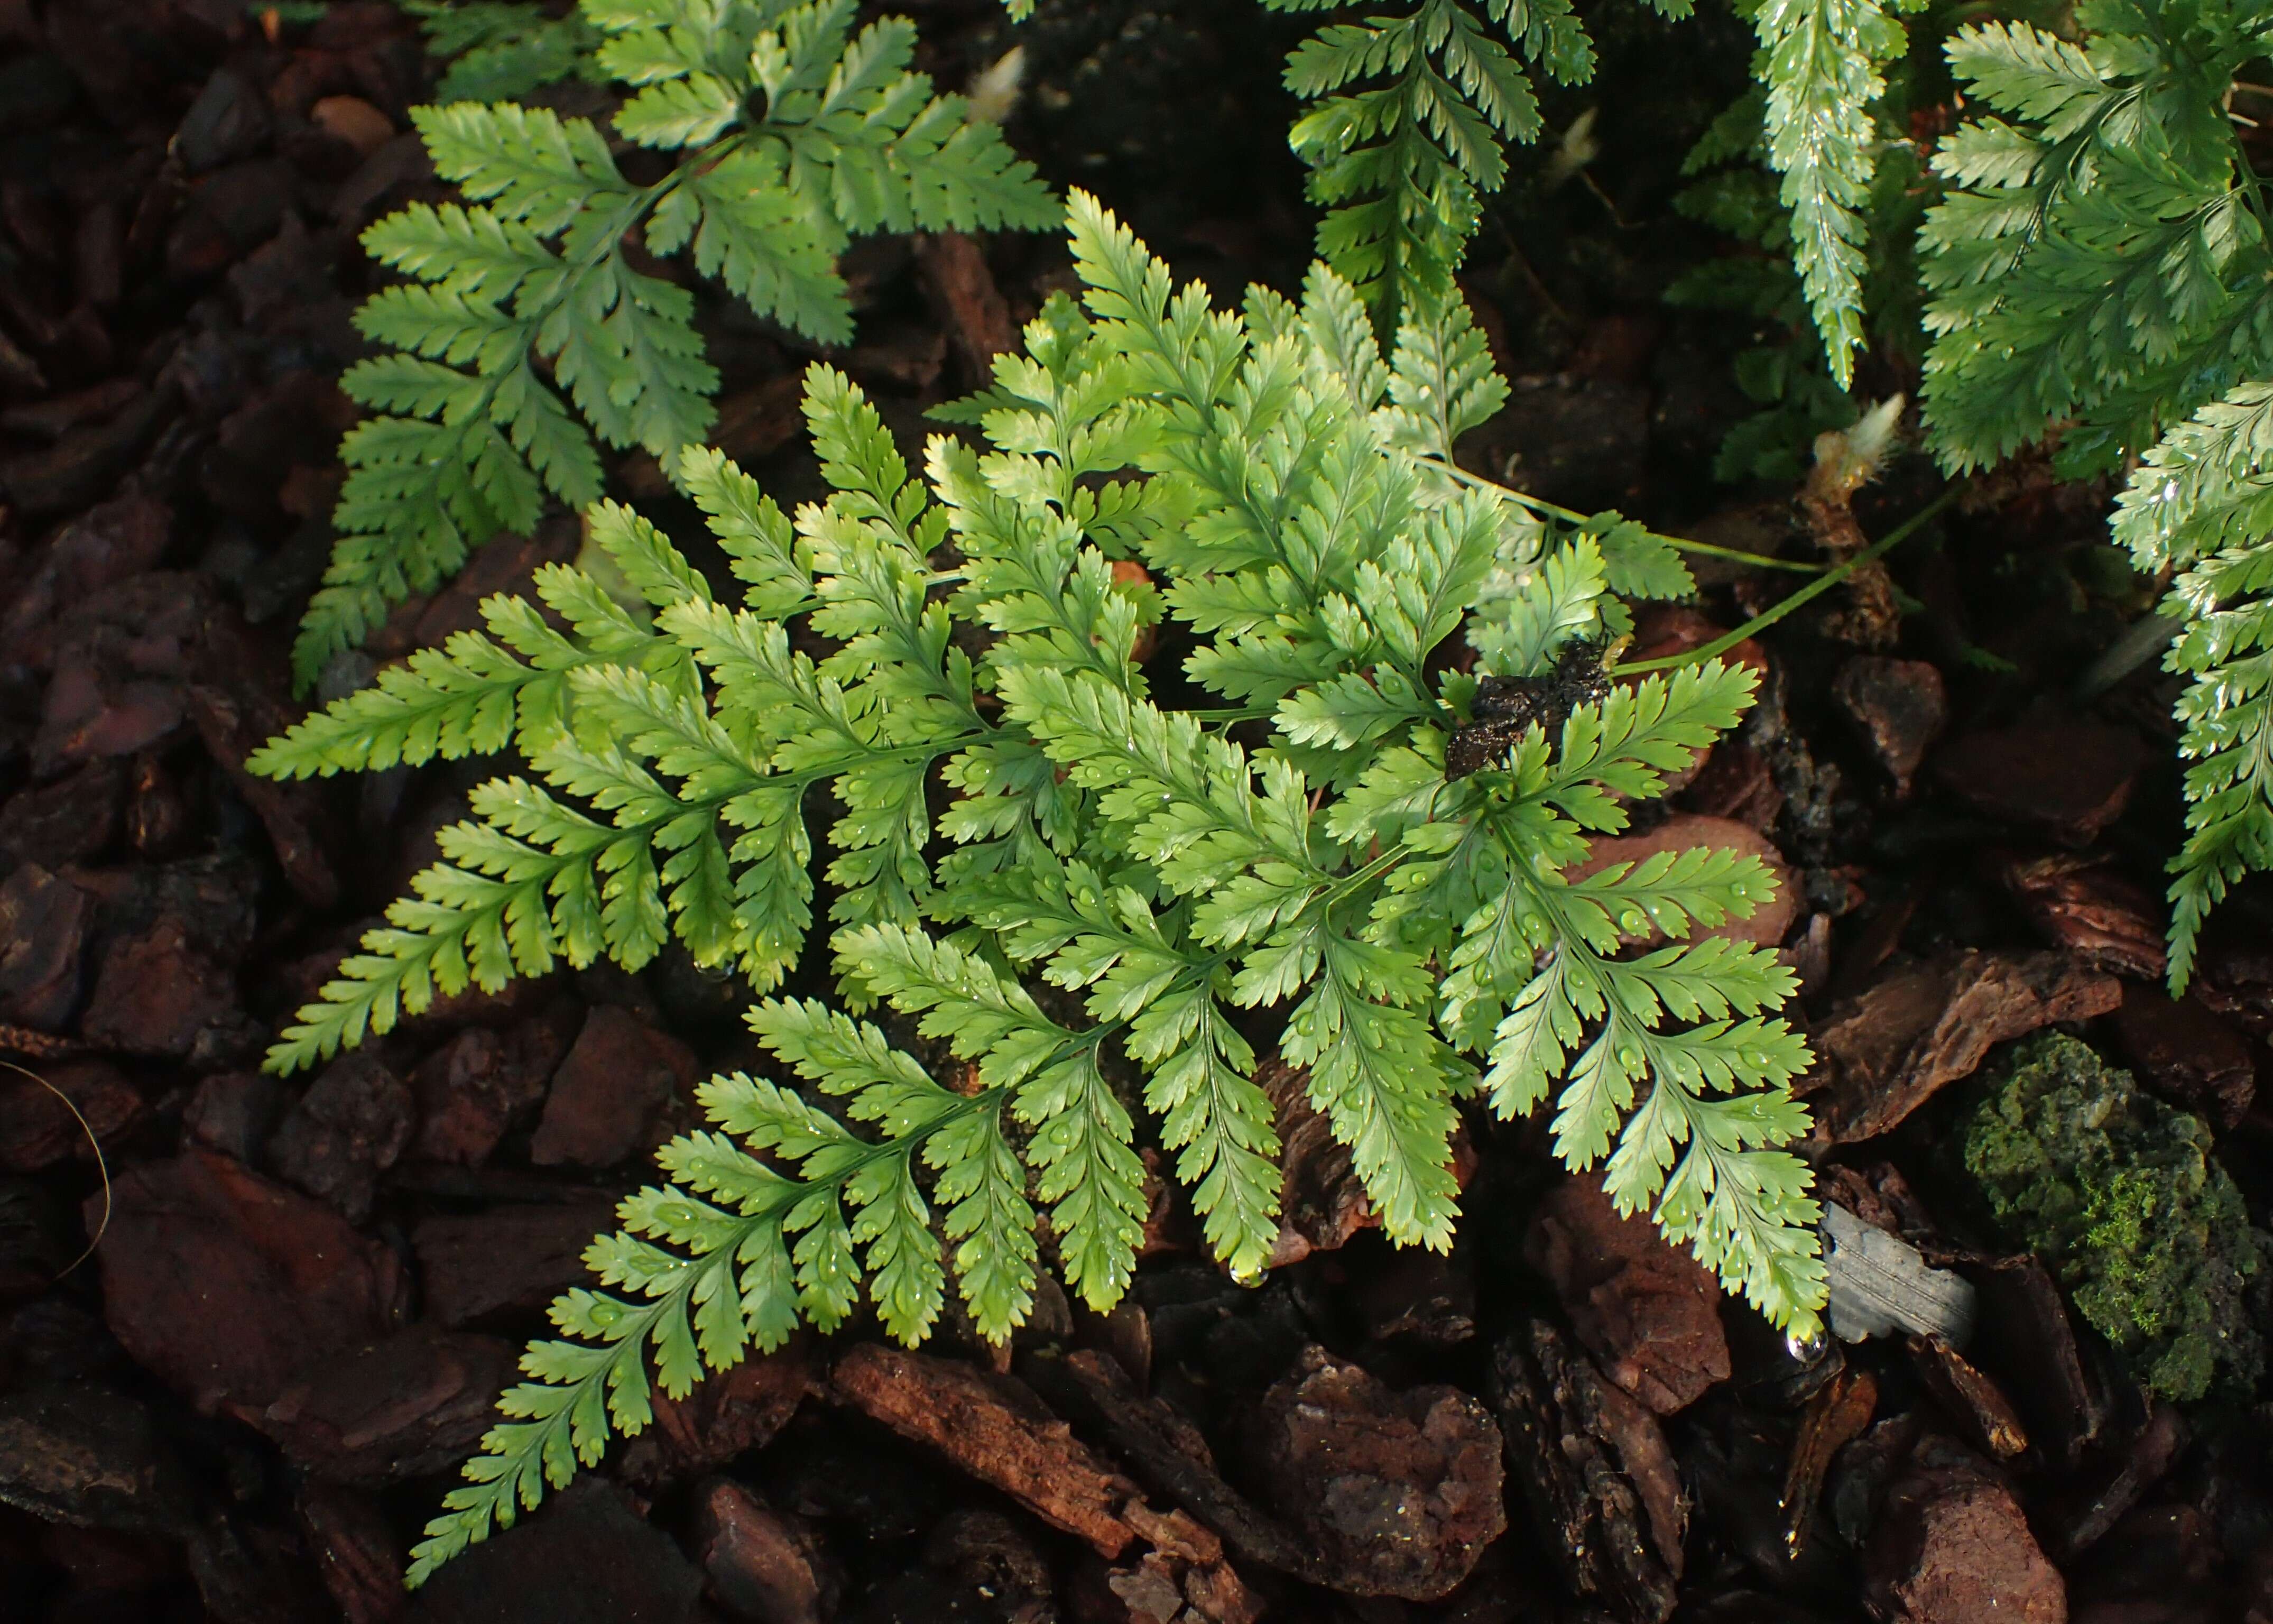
<box><xmin>1417</xmin><ymin>652</ymin><xmax>1822</xmax><ymax>1330</ymax></box>
<box><xmin>1379</xmin><ymin>279</ymin><xmax>1511</xmax><ymax>464</ymax></box>
<box><xmin>251</xmin><ymin>607</ymin><xmax>590</xmax><ymax>780</ymax></box>
<box><xmin>264</xmin><ymin>779</ymin><xmax>638</xmax><ymax>1072</ymax></box>
<box><xmin>1467</xmin><ymin>531</ymin><xmax>1605</xmax><ymax>677</ymax></box>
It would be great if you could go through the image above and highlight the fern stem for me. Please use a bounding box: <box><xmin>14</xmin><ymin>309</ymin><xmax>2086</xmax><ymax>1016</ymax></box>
<box><xmin>1610</xmin><ymin>485</ymin><xmax>1959</xmax><ymax>675</ymax></box>
<box><xmin>1419</xmin><ymin>457</ymin><xmax>1828</xmax><ymax>574</ymax></box>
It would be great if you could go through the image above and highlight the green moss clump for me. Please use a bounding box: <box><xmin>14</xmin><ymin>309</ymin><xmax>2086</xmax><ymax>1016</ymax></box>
<box><xmin>1959</xmin><ymin>1031</ymin><xmax>2264</xmax><ymax>1402</ymax></box>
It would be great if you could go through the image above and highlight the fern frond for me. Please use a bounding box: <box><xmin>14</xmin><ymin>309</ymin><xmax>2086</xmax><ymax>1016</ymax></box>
<box><xmin>1747</xmin><ymin>0</ymin><xmax>1912</xmax><ymax>389</ymax></box>
<box><xmin>277</xmin><ymin>201</ymin><xmax>1824</xmax><ymax>1586</ymax></box>
<box><xmin>1916</xmin><ymin>7</ymin><xmax>2273</xmax><ymax>986</ymax></box>
<box><xmin>399</xmin><ymin>1</ymin><xmax>608</xmax><ymax>103</ymax></box>
<box><xmin>1918</xmin><ymin>14</ymin><xmax>2272</xmax><ymax>476</ymax></box>
<box><xmin>1265</xmin><ymin>0</ymin><xmax>1620</xmax><ymax>326</ymax></box>
<box><xmin>2112</xmin><ymin>383</ymin><xmax>2273</xmax><ymax>990</ymax></box>
<box><xmin>298</xmin><ymin>0</ymin><xmax>1054</xmax><ymax>688</ymax></box>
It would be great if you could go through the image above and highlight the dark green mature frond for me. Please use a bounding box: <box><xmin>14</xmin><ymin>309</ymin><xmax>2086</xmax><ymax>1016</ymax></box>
<box><xmin>400</xmin><ymin>1</ymin><xmax>608</xmax><ymax>102</ymax></box>
<box><xmin>261</xmin><ymin>196</ymin><xmax>1824</xmax><ymax>1586</ymax></box>
<box><xmin>298</xmin><ymin>0</ymin><xmax>1055</xmax><ymax>690</ymax></box>
<box><xmin>1918</xmin><ymin>1</ymin><xmax>2273</xmax><ymax>985</ymax></box>
<box><xmin>1919</xmin><ymin>8</ymin><xmax>2273</xmax><ymax>478</ymax></box>
<box><xmin>1262</xmin><ymin>0</ymin><xmax>1614</xmax><ymax>326</ymax></box>
<box><xmin>2113</xmin><ymin>384</ymin><xmax>2273</xmax><ymax>990</ymax></box>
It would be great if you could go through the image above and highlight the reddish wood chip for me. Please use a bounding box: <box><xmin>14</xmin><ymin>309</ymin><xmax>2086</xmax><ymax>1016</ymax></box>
<box><xmin>831</xmin><ymin>1344</ymin><xmax>1140</xmax><ymax>1558</ymax></box>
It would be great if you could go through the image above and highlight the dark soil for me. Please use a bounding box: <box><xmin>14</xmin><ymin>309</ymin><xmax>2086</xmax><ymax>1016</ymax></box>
<box><xmin>0</xmin><ymin>2</ymin><xmax>2268</xmax><ymax>1622</ymax></box>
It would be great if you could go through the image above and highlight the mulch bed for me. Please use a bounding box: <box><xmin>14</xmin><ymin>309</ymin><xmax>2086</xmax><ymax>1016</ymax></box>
<box><xmin>0</xmin><ymin>2</ymin><xmax>2267</xmax><ymax>1622</ymax></box>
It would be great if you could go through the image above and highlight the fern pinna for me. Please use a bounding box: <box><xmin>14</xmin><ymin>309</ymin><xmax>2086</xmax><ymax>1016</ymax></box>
<box><xmin>1914</xmin><ymin>1</ymin><xmax>2273</xmax><ymax>988</ymax></box>
<box><xmin>253</xmin><ymin>196</ymin><xmax>1823</xmax><ymax>1581</ymax></box>
<box><xmin>299</xmin><ymin>0</ymin><xmax>1054</xmax><ymax>690</ymax></box>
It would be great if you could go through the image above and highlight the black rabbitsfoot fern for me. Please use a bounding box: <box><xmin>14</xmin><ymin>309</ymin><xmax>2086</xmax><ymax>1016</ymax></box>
<box><xmin>252</xmin><ymin>195</ymin><xmax>1825</xmax><ymax>1581</ymax></box>
<box><xmin>298</xmin><ymin>0</ymin><xmax>1054</xmax><ymax>689</ymax></box>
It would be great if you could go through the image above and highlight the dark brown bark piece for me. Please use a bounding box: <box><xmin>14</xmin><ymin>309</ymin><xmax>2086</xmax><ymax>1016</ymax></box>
<box><xmin>1908</xmin><ymin>1335</ymin><xmax>2028</xmax><ymax>1460</ymax></box>
<box><xmin>32</xmin><ymin>650</ymin><xmax>186</xmax><ymax>777</ymax></box>
<box><xmin>1489</xmin><ymin>1320</ymin><xmax>1684</xmax><ymax>1624</ymax></box>
<box><xmin>175</xmin><ymin>68</ymin><xmax>272</xmax><ymax>173</ymax></box>
<box><xmin>692</xmin><ymin>1478</ymin><xmax>840</xmax><ymax>1624</ymax></box>
<box><xmin>411</xmin><ymin>1196</ymin><xmax>622</xmax><ymax>1330</ymax></box>
<box><xmin>616</xmin><ymin>1344</ymin><xmax>812</xmax><ymax>1491</ymax></box>
<box><xmin>0</xmin><ymin>862</ymin><xmax>91</xmax><ymax>1029</ymax></box>
<box><xmin>267</xmin><ymin>1051</ymin><xmax>415</xmax><ymax>1222</ymax></box>
<box><xmin>183</xmin><ymin>1069</ymin><xmax>286</xmax><ymax>1164</ymax></box>
<box><xmin>2054</xmin><ymin>1405</ymin><xmax>2185</xmax><ymax>1562</ymax></box>
<box><xmin>1681</xmin><ymin>739</ymin><xmax>1785</xmax><ymax>833</ymax></box>
<box><xmin>89</xmin><ymin>1148</ymin><xmax>410</xmax><ymax>1416</ymax></box>
<box><xmin>529</xmin><ymin>1004</ymin><xmax>697</xmax><ymax>1169</ymax></box>
<box><xmin>1781</xmin><ymin>1364</ymin><xmax>1877</xmax><ymax>1555</ymax></box>
<box><xmin>406</xmin><ymin>1478</ymin><xmax>703</xmax><ymax>1624</ymax></box>
<box><xmin>1251</xmin><ymin>1344</ymin><xmax>1505</xmax><ymax>1600</ymax></box>
<box><xmin>1107</xmin><ymin>1498</ymin><xmax>1263</xmax><ymax>1623</ymax></box>
<box><xmin>2111</xmin><ymin>985</ymin><xmax>2257</xmax><ymax>1131</ymax></box>
<box><xmin>0</xmin><ymin>1382</ymin><xmax>199</xmax><ymax>1536</ymax></box>
<box><xmin>1525</xmin><ymin>1171</ymin><xmax>1730</xmax><ymax>1415</ymax></box>
<box><xmin>831</xmin><ymin>1343</ymin><xmax>1140</xmax><ymax>1559</ymax></box>
<box><xmin>913</xmin><ymin>230</ymin><xmax>1017</xmax><ymax>388</ymax></box>
<box><xmin>1019</xmin><ymin>1346</ymin><xmax>1325</xmax><ymax>1585</ymax></box>
<box><xmin>1864</xmin><ymin>1437</ymin><xmax>2066</xmax><ymax>1624</ymax></box>
<box><xmin>1259</xmin><ymin>1055</ymin><xmax>1373</xmax><ymax>1267</ymax></box>
<box><xmin>1965</xmin><ymin>1255</ymin><xmax>2105</xmax><ymax>1468</ymax></box>
<box><xmin>0</xmin><ymin>385</ymin><xmax>174</xmax><ymax>518</ymax></box>
<box><xmin>309</xmin><ymin>95</ymin><xmax>395</xmax><ymax>158</ymax></box>
<box><xmin>1806</xmin><ymin>949</ymin><xmax>2121</xmax><ymax>1143</ymax></box>
<box><xmin>1934</xmin><ymin>718</ymin><xmax>2147</xmax><ymax>846</ymax></box>
<box><xmin>1999</xmin><ymin>853</ymin><xmax>2166</xmax><ymax>983</ymax></box>
<box><xmin>186</xmin><ymin>667</ymin><xmax>340</xmax><ymax>908</ymax></box>
<box><xmin>0</xmin><ymin>1058</ymin><xmax>142</xmax><ymax>1173</ymax></box>
<box><xmin>1354</xmin><ymin>1244</ymin><xmax>1477</xmax><ymax>1345</ymax></box>
<box><xmin>410</xmin><ymin>1015</ymin><xmax>567</xmax><ymax>1167</ymax></box>
<box><xmin>0</xmin><ymin>761</ymin><xmax>123</xmax><ymax>872</ymax></box>
<box><xmin>297</xmin><ymin>1481</ymin><xmax>408</xmax><ymax>1624</ymax></box>
<box><xmin>922</xmin><ymin>1506</ymin><xmax>1061</xmax><ymax>1621</ymax></box>
<box><xmin>257</xmin><ymin>1325</ymin><xmax>516</xmax><ymax>1486</ymax></box>
<box><xmin>1834</xmin><ymin>656</ymin><xmax>1947</xmax><ymax>796</ymax></box>
<box><xmin>79</xmin><ymin>914</ymin><xmax>258</xmax><ymax>1064</ymax></box>
<box><xmin>0</xmin><ymin>492</ymin><xmax>169</xmax><ymax>664</ymax></box>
